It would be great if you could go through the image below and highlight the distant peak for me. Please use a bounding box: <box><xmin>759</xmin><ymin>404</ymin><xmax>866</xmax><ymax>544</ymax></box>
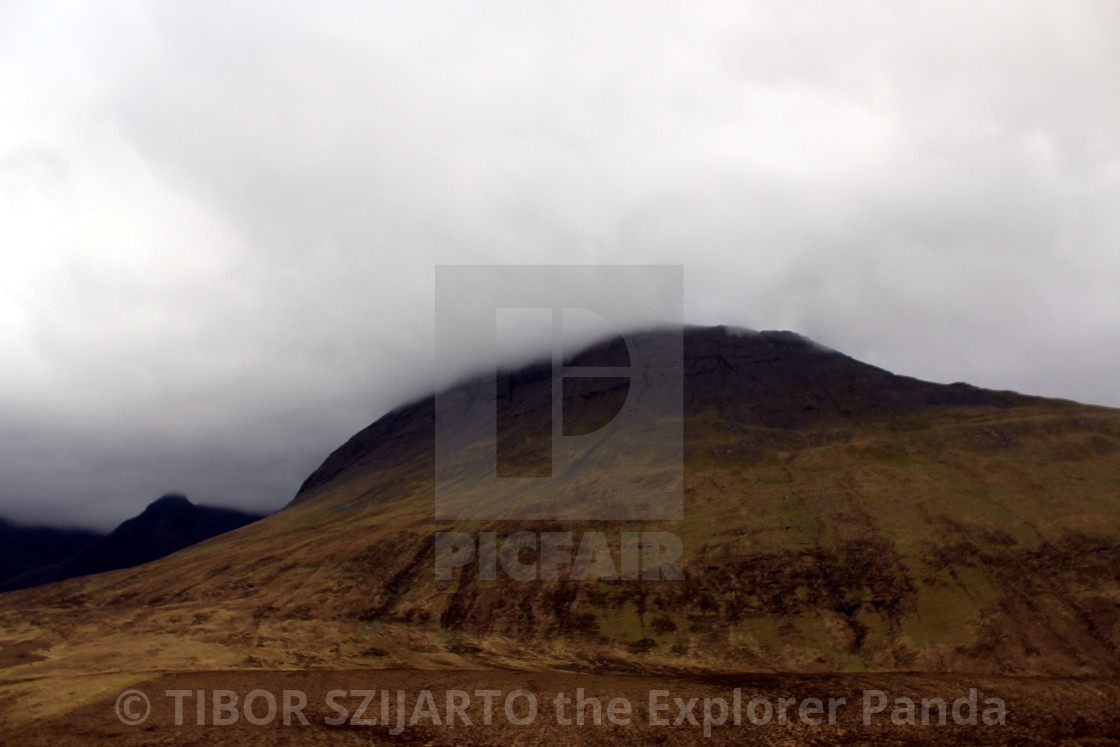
<box><xmin>149</xmin><ymin>494</ymin><xmax>193</xmax><ymax>510</ymax></box>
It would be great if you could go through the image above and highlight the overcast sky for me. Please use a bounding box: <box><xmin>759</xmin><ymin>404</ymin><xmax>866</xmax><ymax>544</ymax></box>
<box><xmin>2</xmin><ymin>1</ymin><xmax>1118</xmax><ymax>529</ymax></box>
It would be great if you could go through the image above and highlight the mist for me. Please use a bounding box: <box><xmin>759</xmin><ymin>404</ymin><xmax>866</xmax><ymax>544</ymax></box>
<box><xmin>2</xmin><ymin>1</ymin><xmax>1118</xmax><ymax>529</ymax></box>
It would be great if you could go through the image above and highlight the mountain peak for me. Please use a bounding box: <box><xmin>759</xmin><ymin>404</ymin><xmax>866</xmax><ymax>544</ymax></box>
<box><xmin>148</xmin><ymin>493</ymin><xmax>193</xmax><ymax>510</ymax></box>
<box><xmin>293</xmin><ymin>324</ymin><xmax>1032</xmax><ymax>503</ymax></box>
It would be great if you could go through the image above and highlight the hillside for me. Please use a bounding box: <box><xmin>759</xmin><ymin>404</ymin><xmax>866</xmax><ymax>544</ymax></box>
<box><xmin>2</xmin><ymin>326</ymin><xmax>1119</xmax><ymax>741</ymax></box>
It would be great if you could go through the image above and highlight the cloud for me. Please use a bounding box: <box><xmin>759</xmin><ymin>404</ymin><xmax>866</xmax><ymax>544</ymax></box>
<box><xmin>1</xmin><ymin>0</ymin><xmax>1118</xmax><ymax>528</ymax></box>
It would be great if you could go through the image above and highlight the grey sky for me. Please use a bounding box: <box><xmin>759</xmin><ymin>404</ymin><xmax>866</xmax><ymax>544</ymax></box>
<box><xmin>2</xmin><ymin>1</ymin><xmax>1118</xmax><ymax>529</ymax></box>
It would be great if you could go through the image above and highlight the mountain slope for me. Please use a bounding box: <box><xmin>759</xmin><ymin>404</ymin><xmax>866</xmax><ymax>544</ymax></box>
<box><xmin>0</xmin><ymin>520</ymin><xmax>103</xmax><ymax>591</ymax></box>
<box><xmin>2</xmin><ymin>325</ymin><xmax>1119</xmax><ymax>711</ymax></box>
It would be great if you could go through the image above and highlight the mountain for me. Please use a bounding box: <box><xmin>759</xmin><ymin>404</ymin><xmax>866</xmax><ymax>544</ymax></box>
<box><xmin>2</xmin><ymin>326</ymin><xmax>1120</xmax><ymax>742</ymax></box>
<box><xmin>295</xmin><ymin>327</ymin><xmax>1031</xmax><ymax>507</ymax></box>
<box><xmin>278</xmin><ymin>325</ymin><xmax>1119</xmax><ymax>676</ymax></box>
<box><xmin>0</xmin><ymin>494</ymin><xmax>266</xmax><ymax>592</ymax></box>
<box><xmin>0</xmin><ymin>519</ymin><xmax>103</xmax><ymax>590</ymax></box>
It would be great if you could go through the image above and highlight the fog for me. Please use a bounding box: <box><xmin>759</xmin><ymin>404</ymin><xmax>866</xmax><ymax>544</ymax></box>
<box><xmin>1</xmin><ymin>1</ymin><xmax>1117</xmax><ymax>528</ymax></box>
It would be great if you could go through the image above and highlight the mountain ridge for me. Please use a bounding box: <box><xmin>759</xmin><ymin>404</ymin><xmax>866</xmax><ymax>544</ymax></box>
<box><xmin>0</xmin><ymin>519</ymin><xmax>103</xmax><ymax>591</ymax></box>
<box><xmin>0</xmin><ymin>494</ymin><xmax>266</xmax><ymax>592</ymax></box>
<box><xmin>293</xmin><ymin>325</ymin><xmax>1038</xmax><ymax>505</ymax></box>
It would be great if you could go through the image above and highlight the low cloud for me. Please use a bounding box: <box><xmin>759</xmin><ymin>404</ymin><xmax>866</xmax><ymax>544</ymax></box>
<box><xmin>1</xmin><ymin>1</ymin><xmax>1117</xmax><ymax>528</ymax></box>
